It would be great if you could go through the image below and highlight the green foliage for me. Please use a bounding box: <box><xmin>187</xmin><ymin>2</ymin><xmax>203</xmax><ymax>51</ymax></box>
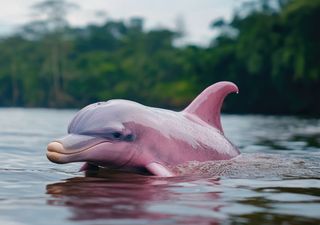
<box><xmin>0</xmin><ymin>0</ymin><xmax>319</xmax><ymax>115</ymax></box>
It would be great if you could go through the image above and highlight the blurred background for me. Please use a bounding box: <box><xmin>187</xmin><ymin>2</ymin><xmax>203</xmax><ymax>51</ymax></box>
<box><xmin>0</xmin><ymin>0</ymin><xmax>319</xmax><ymax>115</ymax></box>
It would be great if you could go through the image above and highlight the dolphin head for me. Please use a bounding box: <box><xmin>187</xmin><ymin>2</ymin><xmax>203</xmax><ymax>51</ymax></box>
<box><xmin>47</xmin><ymin>100</ymin><xmax>141</xmax><ymax>169</ymax></box>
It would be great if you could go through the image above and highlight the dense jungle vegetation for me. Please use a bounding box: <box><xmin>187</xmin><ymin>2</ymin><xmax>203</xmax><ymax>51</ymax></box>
<box><xmin>0</xmin><ymin>0</ymin><xmax>319</xmax><ymax>115</ymax></box>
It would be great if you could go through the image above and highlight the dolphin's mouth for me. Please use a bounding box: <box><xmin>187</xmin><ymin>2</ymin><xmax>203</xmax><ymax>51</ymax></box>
<box><xmin>47</xmin><ymin>141</ymin><xmax>101</xmax><ymax>155</ymax></box>
<box><xmin>46</xmin><ymin>133</ymin><xmax>109</xmax><ymax>164</ymax></box>
<box><xmin>46</xmin><ymin>133</ymin><xmax>136</xmax><ymax>170</ymax></box>
<box><xmin>46</xmin><ymin>141</ymin><xmax>109</xmax><ymax>164</ymax></box>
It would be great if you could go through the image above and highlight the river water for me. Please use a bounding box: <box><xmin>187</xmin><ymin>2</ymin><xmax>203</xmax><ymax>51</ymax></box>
<box><xmin>0</xmin><ymin>108</ymin><xmax>319</xmax><ymax>225</ymax></box>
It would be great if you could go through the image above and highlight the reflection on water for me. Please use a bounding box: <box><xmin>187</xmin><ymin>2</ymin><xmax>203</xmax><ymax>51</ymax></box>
<box><xmin>46</xmin><ymin>172</ymin><xmax>222</xmax><ymax>224</ymax></box>
<box><xmin>0</xmin><ymin>109</ymin><xmax>320</xmax><ymax>225</ymax></box>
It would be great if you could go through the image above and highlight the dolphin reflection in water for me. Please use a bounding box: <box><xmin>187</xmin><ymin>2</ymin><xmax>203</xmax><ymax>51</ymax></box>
<box><xmin>47</xmin><ymin>81</ymin><xmax>240</xmax><ymax>176</ymax></box>
<box><xmin>46</xmin><ymin>171</ymin><xmax>222</xmax><ymax>223</ymax></box>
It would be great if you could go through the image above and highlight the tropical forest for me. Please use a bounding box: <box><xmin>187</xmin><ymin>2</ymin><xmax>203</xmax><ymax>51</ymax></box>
<box><xmin>0</xmin><ymin>0</ymin><xmax>319</xmax><ymax>115</ymax></box>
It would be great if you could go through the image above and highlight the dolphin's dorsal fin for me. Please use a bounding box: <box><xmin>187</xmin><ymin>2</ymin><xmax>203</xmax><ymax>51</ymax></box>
<box><xmin>183</xmin><ymin>81</ymin><xmax>238</xmax><ymax>133</ymax></box>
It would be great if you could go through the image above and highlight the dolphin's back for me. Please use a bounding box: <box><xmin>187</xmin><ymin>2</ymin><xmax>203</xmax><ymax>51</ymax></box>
<box><xmin>141</xmin><ymin>106</ymin><xmax>240</xmax><ymax>163</ymax></box>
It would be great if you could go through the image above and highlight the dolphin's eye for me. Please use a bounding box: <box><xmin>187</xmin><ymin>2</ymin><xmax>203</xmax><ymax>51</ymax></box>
<box><xmin>112</xmin><ymin>132</ymin><xmax>122</xmax><ymax>139</ymax></box>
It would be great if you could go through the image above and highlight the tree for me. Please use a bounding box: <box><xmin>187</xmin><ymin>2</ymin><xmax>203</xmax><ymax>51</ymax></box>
<box><xmin>28</xmin><ymin>0</ymin><xmax>78</xmax><ymax>106</ymax></box>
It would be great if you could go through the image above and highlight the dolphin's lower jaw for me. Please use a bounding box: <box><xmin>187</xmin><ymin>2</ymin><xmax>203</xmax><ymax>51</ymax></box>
<box><xmin>46</xmin><ymin>141</ymin><xmax>110</xmax><ymax>164</ymax></box>
<box><xmin>46</xmin><ymin>141</ymin><xmax>94</xmax><ymax>164</ymax></box>
<box><xmin>46</xmin><ymin>141</ymin><xmax>135</xmax><ymax>169</ymax></box>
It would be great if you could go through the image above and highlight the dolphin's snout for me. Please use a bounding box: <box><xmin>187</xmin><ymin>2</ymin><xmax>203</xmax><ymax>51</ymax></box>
<box><xmin>46</xmin><ymin>137</ymin><xmax>111</xmax><ymax>164</ymax></box>
<box><xmin>46</xmin><ymin>141</ymin><xmax>69</xmax><ymax>164</ymax></box>
<box><xmin>47</xmin><ymin>142</ymin><xmax>64</xmax><ymax>153</ymax></box>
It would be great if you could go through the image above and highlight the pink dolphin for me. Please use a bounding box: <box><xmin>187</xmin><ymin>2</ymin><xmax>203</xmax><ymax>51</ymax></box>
<box><xmin>47</xmin><ymin>81</ymin><xmax>240</xmax><ymax>177</ymax></box>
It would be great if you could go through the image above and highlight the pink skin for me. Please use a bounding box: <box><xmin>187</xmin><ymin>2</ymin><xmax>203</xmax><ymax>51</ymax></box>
<box><xmin>47</xmin><ymin>81</ymin><xmax>240</xmax><ymax>177</ymax></box>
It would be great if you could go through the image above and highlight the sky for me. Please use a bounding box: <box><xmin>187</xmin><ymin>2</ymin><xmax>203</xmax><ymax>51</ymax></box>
<box><xmin>0</xmin><ymin>0</ymin><xmax>245</xmax><ymax>45</ymax></box>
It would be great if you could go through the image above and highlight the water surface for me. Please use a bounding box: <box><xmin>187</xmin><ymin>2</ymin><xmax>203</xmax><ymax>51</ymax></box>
<box><xmin>0</xmin><ymin>108</ymin><xmax>319</xmax><ymax>225</ymax></box>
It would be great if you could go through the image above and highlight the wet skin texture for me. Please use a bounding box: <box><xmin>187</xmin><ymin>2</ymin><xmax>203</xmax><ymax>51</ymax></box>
<box><xmin>47</xmin><ymin>81</ymin><xmax>240</xmax><ymax>176</ymax></box>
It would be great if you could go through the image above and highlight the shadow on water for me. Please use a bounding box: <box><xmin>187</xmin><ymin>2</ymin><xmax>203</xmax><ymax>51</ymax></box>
<box><xmin>290</xmin><ymin>134</ymin><xmax>320</xmax><ymax>148</ymax></box>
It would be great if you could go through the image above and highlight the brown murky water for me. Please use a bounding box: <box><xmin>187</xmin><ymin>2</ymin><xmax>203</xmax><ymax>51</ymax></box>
<box><xmin>0</xmin><ymin>108</ymin><xmax>319</xmax><ymax>225</ymax></box>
